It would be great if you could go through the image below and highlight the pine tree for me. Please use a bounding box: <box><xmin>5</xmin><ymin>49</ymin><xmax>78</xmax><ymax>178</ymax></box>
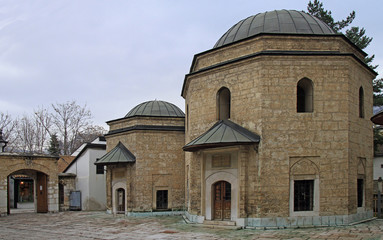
<box><xmin>48</xmin><ymin>133</ymin><xmax>60</xmax><ymax>156</ymax></box>
<box><xmin>307</xmin><ymin>0</ymin><xmax>382</xmax><ymax>107</ymax></box>
<box><xmin>307</xmin><ymin>0</ymin><xmax>376</xmax><ymax>70</ymax></box>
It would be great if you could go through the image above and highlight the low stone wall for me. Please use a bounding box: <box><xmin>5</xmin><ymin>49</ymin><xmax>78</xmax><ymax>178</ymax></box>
<box><xmin>185</xmin><ymin>210</ymin><xmax>374</xmax><ymax>228</ymax></box>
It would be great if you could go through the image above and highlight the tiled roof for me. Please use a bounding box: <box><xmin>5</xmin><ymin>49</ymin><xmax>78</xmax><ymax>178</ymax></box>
<box><xmin>58</xmin><ymin>156</ymin><xmax>75</xmax><ymax>173</ymax></box>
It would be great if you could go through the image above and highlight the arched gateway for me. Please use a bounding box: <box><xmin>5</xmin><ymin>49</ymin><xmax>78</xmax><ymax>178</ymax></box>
<box><xmin>0</xmin><ymin>153</ymin><xmax>59</xmax><ymax>216</ymax></box>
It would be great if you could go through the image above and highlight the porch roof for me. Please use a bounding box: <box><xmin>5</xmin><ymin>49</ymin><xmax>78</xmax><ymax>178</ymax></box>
<box><xmin>183</xmin><ymin>120</ymin><xmax>260</xmax><ymax>152</ymax></box>
<box><xmin>95</xmin><ymin>142</ymin><xmax>136</xmax><ymax>165</ymax></box>
<box><xmin>371</xmin><ymin>110</ymin><xmax>383</xmax><ymax>125</ymax></box>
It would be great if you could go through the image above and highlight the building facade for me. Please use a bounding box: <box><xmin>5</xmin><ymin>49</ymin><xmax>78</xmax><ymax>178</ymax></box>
<box><xmin>182</xmin><ymin>10</ymin><xmax>376</xmax><ymax>227</ymax></box>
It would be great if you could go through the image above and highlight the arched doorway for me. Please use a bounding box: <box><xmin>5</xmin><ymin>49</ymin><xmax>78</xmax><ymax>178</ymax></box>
<box><xmin>116</xmin><ymin>188</ymin><xmax>125</xmax><ymax>213</ymax></box>
<box><xmin>213</xmin><ymin>181</ymin><xmax>231</xmax><ymax>220</ymax></box>
<box><xmin>7</xmin><ymin>170</ymin><xmax>48</xmax><ymax>214</ymax></box>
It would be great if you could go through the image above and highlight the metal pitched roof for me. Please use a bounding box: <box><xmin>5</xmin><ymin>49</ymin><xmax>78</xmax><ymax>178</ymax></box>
<box><xmin>183</xmin><ymin>120</ymin><xmax>260</xmax><ymax>152</ymax></box>
<box><xmin>371</xmin><ymin>110</ymin><xmax>383</xmax><ymax>125</ymax></box>
<box><xmin>95</xmin><ymin>142</ymin><xmax>136</xmax><ymax>165</ymax></box>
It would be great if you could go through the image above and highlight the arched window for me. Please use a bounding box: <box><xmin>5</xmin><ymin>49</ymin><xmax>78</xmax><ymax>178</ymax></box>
<box><xmin>297</xmin><ymin>78</ymin><xmax>313</xmax><ymax>113</ymax></box>
<box><xmin>359</xmin><ymin>87</ymin><xmax>364</xmax><ymax>118</ymax></box>
<box><xmin>217</xmin><ymin>87</ymin><xmax>231</xmax><ymax>120</ymax></box>
<box><xmin>186</xmin><ymin>104</ymin><xmax>189</xmax><ymax>132</ymax></box>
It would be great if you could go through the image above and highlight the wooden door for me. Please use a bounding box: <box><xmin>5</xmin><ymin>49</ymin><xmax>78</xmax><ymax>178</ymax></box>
<box><xmin>117</xmin><ymin>188</ymin><xmax>125</xmax><ymax>213</ymax></box>
<box><xmin>36</xmin><ymin>172</ymin><xmax>48</xmax><ymax>213</ymax></box>
<box><xmin>7</xmin><ymin>176</ymin><xmax>10</xmax><ymax>215</ymax></box>
<box><xmin>213</xmin><ymin>181</ymin><xmax>231</xmax><ymax>220</ymax></box>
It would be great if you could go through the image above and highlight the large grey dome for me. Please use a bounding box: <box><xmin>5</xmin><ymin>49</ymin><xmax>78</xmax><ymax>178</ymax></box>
<box><xmin>125</xmin><ymin>100</ymin><xmax>184</xmax><ymax>118</ymax></box>
<box><xmin>214</xmin><ymin>10</ymin><xmax>335</xmax><ymax>48</ymax></box>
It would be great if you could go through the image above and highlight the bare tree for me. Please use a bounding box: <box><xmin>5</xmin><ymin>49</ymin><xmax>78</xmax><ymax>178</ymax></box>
<box><xmin>0</xmin><ymin>112</ymin><xmax>18</xmax><ymax>152</ymax></box>
<box><xmin>13</xmin><ymin>111</ymin><xmax>51</xmax><ymax>153</ymax></box>
<box><xmin>71</xmin><ymin>124</ymin><xmax>107</xmax><ymax>151</ymax></box>
<box><xmin>1</xmin><ymin>101</ymin><xmax>103</xmax><ymax>154</ymax></box>
<box><xmin>16</xmin><ymin>115</ymin><xmax>36</xmax><ymax>153</ymax></box>
<box><xmin>51</xmin><ymin>101</ymin><xmax>93</xmax><ymax>155</ymax></box>
<box><xmin>34</xmin><ymin>106</ymin><xmax>53</xmax><ymax>152</ymax></box>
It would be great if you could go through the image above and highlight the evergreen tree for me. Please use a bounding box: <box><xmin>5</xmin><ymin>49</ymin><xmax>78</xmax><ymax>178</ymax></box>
<box><xmin>48</xmin><ymin>133</ymin><xmax>60</xmax><ymax>156</ymax></box>
<box><xmin>373</xmin><ymin>79</ymin><xmax>383</xmax><ymax>106</ymax></box>
<box><xmin>307</xmin><ymin>0</ymin><xmax>382</xmax><ymax>107</ymax></box>
<box><xmin>307</xmin><ymin>0</ymin><xmax>355</xmax><ymax>32</ymax></box>
<box><xmin>307</xmin><ymin>0</ymin><xmax>376</xmax><ymax>70</ymax></box>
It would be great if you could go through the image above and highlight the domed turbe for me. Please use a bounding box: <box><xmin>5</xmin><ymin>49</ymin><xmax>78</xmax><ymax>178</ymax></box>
<box><xmin>214</xmin><ymin>10</ymin><xmax>335</xmax><ymax>48</ymax></box>
<box><xmin>125</xmin><ymin>100</ymin><xmax>184</xmax><ymax>118</ymax></box>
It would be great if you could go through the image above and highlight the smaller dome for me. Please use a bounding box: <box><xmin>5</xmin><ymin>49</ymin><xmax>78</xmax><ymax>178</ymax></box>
<box><xmin>125</xmin><ymin>100</ymin><xmax>184</xmax><ymax>118</ymax></box>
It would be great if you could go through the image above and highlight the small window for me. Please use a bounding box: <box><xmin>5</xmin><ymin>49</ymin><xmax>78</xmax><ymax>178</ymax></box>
<box><xmin>294</xmin><ymin>180</ymin><xmax>314</xmax><ymax>211</ymax></box>
<box><xmin>96</xmin><ymin>165</ymin><xmax>104</xmax><ymax>174</ymax></box>
<box><xmin>156</xmin><ymin>190</ymin><xmax>168</xmax><ymax>210</ymax></box>
<box><xmin>297</xmin><ymin>78</ymin><xmax>313</xmax><ymax>113</ymax></box>
<box><xmin>381</xmin><ymin>164</ymin><xmax>383</xmax><ymax>168</ymax></box>
<box><xmin>359</xmin><ymin>87</ymin><xmax>364</xmax><ymax>118</ymax></box>
<box><xmin>186</xmin><ymin>104</ymin><xmax>189</xmax><ymax>132</ymax></box>
<box><xmin>217</xmin><ymin>87</ymin><xmax>231</xmax><ymax>120</ymax></box>
<box><xmin>357</xmin><ymin>179</ymin><xmax>364</xmax><ymax>207</ymax></box>
<box><xmin>59</xmin><ymin>183</ymin><xmax>64</xmax><ymax>204</ymax></box>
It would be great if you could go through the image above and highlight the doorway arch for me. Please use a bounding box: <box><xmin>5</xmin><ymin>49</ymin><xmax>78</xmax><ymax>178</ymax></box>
<box><xmin>7</xmin><ymin>169</ymin><xmax>48</xmax><ymax>214</ymax></box>
<box><xmin>213</xmin><ymin>181</ymin><xmax>231</xmax><ymax>220</ymax></box>
<box><xmin>116</xmin><ymin>188</ymin><xmax>125</xmax><ymax>213</ymax></box>
<box><xmin>205</xmin><ymin>171</ymin><xmax>238</xmax><ymax>221</ymax></box>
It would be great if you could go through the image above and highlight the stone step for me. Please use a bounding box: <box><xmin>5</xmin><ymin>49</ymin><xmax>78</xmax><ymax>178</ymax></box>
<box><xmin>204</xmin><ymin>220</ymin><xmax>236</xmax><ymax>226</ymax></box>
<box><xmin>201</xmin><ymin>220</ymin><xmax>241</xmax><ymax>230</ymax></box>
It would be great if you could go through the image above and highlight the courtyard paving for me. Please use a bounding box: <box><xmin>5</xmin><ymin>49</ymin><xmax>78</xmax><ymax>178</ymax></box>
<box><xmin>0</xmin><ymin>211</ymin><xmax>382</xmax><ymax>240</ymax></box>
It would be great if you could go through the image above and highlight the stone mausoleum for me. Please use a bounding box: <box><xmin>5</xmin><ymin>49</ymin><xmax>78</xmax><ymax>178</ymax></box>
<box><xmin>96</xmin><ymin>100</ymin><xmax>185</xmax><ymax>215</ymax></box>
<box><xmin>97</xmin><ymin>9</ymin><xmax>376</xmax><ymax>228</ymax></box>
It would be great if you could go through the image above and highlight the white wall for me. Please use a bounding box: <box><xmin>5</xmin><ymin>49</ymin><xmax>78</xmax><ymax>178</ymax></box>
<box><xmin>88</xmin><ymin>148</ymin><xmax>106</xmax><ymax>210</ymax></box>
<box><xmin>65</xmin><ymin>140</ymin><xmax>106</xmax><ymax>210</ymax></box>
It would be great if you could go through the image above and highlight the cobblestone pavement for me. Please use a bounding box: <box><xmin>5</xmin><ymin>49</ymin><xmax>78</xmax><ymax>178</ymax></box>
<box><xmin>0</xmin><ymin>212</ymin><xmax>383</xmax><ymax>240</ymax></box>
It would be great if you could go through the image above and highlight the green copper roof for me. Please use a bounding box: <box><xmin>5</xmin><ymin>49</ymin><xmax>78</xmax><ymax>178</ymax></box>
<box><xmin>183</xmin><ymin>120</ymin><xmax>260</xmax><ymax>152</ymax></box>
<box><xmin>95</xmin><ymin>142</ymin><xmax>135</xmax><ymax>165</ymax></box>
<box><xmin>214</xmin><ymin>10</ymin><xmax>335</xmax><ymax>48</ymax></box>
<box><xmin>125</xmin><ymin>100</ymin><xmax>184</xmax><ymax>118</ymax></box>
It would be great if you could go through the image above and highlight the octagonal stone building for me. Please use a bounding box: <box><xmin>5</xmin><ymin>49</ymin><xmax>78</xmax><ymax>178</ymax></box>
<box><xmin>96</xmin><ymin>100</ymin><xmax>185</xmax><ymax>214</ymax></box>
<box><xmin>182</xmin><ymin>10</ymin><xmax>377</xmax><ymax>227</ymax></box>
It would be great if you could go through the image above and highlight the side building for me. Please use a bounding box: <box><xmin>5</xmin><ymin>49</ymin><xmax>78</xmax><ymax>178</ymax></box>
<box><xmin>96</xmin><ymin>100</ymin><xmax>185</xmax><ymax>215</ymax></box>
<box><xmin>62</xmin><ymin>136</ymin><xmax>107</xmax><ymax>211</ymax></box>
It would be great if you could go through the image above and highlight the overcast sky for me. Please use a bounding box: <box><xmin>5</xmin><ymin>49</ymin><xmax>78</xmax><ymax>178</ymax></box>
<box><xmin>0</xmin><ymin>0</ymin><xmax>382</xmax><ymax>128</ymax></box>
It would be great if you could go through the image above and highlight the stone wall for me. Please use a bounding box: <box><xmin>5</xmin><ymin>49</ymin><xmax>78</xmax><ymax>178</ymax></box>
<box><xmin>58</xmin><ymin>174</ymin><xmax>76</xmax><ymax>211</ymax></box>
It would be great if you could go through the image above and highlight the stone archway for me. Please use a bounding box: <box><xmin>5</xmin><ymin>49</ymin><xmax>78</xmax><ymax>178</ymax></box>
<box><xmin>0</xmin><ymin>154</ymin><xmax>59</xmax><ymax>216</ymax></box>
<box><xmin>7</xmin><ymin>169</ymin><xmax>49</xmax><ymax>214</ymax></box>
